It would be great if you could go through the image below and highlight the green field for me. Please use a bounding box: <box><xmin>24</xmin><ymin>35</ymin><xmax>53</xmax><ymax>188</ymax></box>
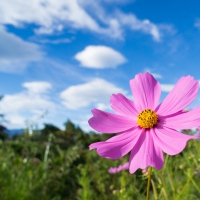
<box><xmin>0</xmin><ymin>121</ymin><xmax>199</xmax><ymax>200</ymax></box>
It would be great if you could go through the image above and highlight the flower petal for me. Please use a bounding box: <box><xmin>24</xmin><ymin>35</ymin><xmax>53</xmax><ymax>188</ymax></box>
<box><xmin>129</xmin><ymin>129</ymin><xmax>164</xmax><ymax>174</ymax></box>
<box><xmin>158</xmin><ymin>107</ymin><xmax>200</xmax><ymax>130</ymax></box>
<box><xmin>108</xmin><ymin>162</ymin><xmax>129</xmax><ymax>174</ymax></box>
<box><xmin>130</xmin><ymin>72</ymin><xmax>161</xmax><ymax>112</ymax></box>
<box><xmin>152</xmin><ymin>125</ymin><xmax>197</xmax><ymax>155</ymax></box>
<box><xmin>156</xmin><ymin>76</ymin><xmax>199</xmax><ymax>116</ymax></box>
<box><xmin>88</xmin><ymin>109</ymin><xmax>137</xmax><ymax>133</ymax></box>
<box><xmin>89</xmin><ymin>128</ymin><xmax>141</xmax><ymax>159</ymax></box>
<box><xmin>110</xmin><ymin>93</ymin><xmax>138</xmax><ymax>117</ymax></box>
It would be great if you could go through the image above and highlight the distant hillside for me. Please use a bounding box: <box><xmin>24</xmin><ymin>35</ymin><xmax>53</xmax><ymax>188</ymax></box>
<box><xmin>5</xmin><ymin>129</ymin><xmax>24</xmax><ymax>136</ymax></box>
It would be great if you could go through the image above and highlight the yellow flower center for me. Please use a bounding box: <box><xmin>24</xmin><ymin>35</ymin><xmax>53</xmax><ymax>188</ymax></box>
<box><xmin>137</xmin><ymin>109</ymin><xmax>158</xmax><ymax>129</ymax></box>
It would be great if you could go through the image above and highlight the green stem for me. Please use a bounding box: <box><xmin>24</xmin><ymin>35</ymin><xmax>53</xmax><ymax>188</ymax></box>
<box><xmin>157</xmin><ymin>176</ymin><xmax>169</xmax><ymax>200</ymax></box>
<box><xmin>175</xmin><ymin>173</ymin><xmax>194</xmax><ymax>200</ymax></box>
<box><xmin>157</xmin><ymin>177</ymin><xmax>169</xmax><ymax>200</ymax></box>
<box><xmin>163</xmin><ymin>154</ymin><xmax>169</xmax><ymax>171</ymax></box>
<box><xmin>167</xmin><ymin>171</ymin><xmax>175</xmax><ymax>199</ymax></box>
<box><xmin>43</xmin><ymin>133</ymin><xmax>52</xmax><ymax>170</ymax></box>
<box><xmin>151</xmin><ymin>179</ymin><xmax>158</xmax><ymax>200</ymax></box>
<box><xmin>191</xmin><ymin>178</ymin><xmax>200</xmax><ymax>193</ymax></box>
<box><xmin>146</xmin><ymin>167</ymin><xmax>153</xmax><ymax>200</ymax></box>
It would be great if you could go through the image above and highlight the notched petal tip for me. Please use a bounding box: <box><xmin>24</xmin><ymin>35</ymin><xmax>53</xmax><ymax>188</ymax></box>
<box><xmin>130</xmin><ymin>72</ymin><xmax>161</xmax><ymax>111</ymax></box>
<box><xmin>88</xmin><ymin>108</ymin><xmax>136</xmax><ymax>133</ymax></box>
<box><xmin>89</xmin><ymin>144</ymin><xmax>95</xmax><ymax>150</ymax></box>
<box><xmin>156</xmin><ymin>75</ymin><xmax>199</xmax><ymax>116</ymax></box>
<box><xmin>89</xmin><ymin>128</ymin><xmax>142</xmax><ymax>160</ymax></box>
<box><xmin>89</xmin><ymin>142</ymin><xmax>103</xmax><ymax>150</ymax></box>
<box><xmin>110</xmin><ymin>93</ymin><xmax>138</xmax><ymax>116</ymax></box>
<box><xmin>153</xmin><ymin>126</ymin><xmax>197</xmax><ymax>156</ymax></box>
<box><xmin>129</xmin><ymin>167</ymin><xmax>136</xmax><ymax>174</ymax></box>
<box><xmin>90</xmin><ymin>108</ymin><xmax>98</xmax><ymax>115</ymax></box>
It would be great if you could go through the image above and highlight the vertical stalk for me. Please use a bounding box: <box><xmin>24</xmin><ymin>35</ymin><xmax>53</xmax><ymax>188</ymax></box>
<box><xmin>175</xmin><ymin>173</ymin><xmax>194</xmax><ymax>200</ymax></box>
<box><xmin>43</xmin><ymin>133</ymin><xmax>52</xmax><ymax>170</ymax></box>
<box><xmin>151</xmin><ymin>179</ymin><xmax>158</xmax><ymax>200</ymax></box>
<box><xmin>146</xmin><ymin>167</ymin><xmax>153</xmax><ymax>200</ymax></box>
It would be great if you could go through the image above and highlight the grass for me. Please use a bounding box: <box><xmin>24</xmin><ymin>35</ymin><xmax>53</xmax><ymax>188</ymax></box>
<box><xmin>0</xmin><ymin>126</ymin><xmax>199</xmax><ymax>199</ymax></box>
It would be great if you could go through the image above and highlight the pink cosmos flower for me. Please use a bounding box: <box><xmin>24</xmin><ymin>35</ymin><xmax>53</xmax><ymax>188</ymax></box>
<box><xmin>108</xmin><ymin>162</ymin><xmax>129</xmax><ymax>174</ymax></box>
<box><xmin>89</xmin><ymin>72</ymin><xmax>200</xmax><ymax>173</ymax></box>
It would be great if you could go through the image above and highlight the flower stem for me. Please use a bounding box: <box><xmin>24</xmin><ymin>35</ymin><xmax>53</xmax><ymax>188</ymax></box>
<box><xmin>146</xmin><ymin>167</ymin><xmax>153</xmax><ymax>200</ymax></box>
<box><xmin>151</xmin><ymin>179</ymin><xmax>158</xmax><ymax>200</ymax></box>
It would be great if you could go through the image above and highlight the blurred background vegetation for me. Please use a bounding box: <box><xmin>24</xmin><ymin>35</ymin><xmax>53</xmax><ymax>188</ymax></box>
<box><xmin>0</xmin><ymin>119</ymin><xmax>200</xmax><ymax>200</ymax></box>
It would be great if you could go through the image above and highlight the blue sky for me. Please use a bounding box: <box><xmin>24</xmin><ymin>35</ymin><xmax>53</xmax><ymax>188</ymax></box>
<box><xmin>1</xmin><ymin>0</ymin><xmax>200</xmax><ymax>131</ymax></box>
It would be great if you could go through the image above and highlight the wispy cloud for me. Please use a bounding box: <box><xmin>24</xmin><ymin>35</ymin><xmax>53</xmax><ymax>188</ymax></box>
<box><xmin>97</xmin><ymin>0</ymin><xmax>135</xmax><ymax>4</ymax></box>
<box><xmin>116</xmin><ymin>12</ymin><xmax>160</xmax><ymax>41</ymax></box>
<box><xmin>34</xmin><ymin>38</ymin><xmax>72</xmax><ymax>44</ymax></box>
<box><xmin>74</xmin><ymin>45</ymin><xmax>127</xmax><ymax>69</ymax></box>
<box><xmin>0</xmin><ymin>0</ymin><xmax>107</xmax><ymax>35</ymax></box>
<box><xmin>0</xmin><ymin>0</ymin><xmax>173</xmax><ymax>40</ymax></box>
<box><xmin>0</xmin><ymin>25</ymin><xmax>44</xmax><ymax>73</ymax></box>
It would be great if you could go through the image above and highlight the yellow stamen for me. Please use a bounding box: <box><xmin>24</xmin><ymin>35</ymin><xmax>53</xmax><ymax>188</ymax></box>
<box><xmin>137</xmin><ymin>109</ymin><xmax>158</xmax><ymax>129</ymax></box>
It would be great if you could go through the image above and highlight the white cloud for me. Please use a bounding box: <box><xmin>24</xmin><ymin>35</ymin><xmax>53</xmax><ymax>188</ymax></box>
<box><xmin>1</xmin><ymin>81</ymin><xmax>56</xmax><ymax>128</ymax></box>
<box><xmin>96</xmin><ymin>103</ymin><xmax>111</xmax><ymax>110</ymax></box>
<box><xmin>60</xmin><ymin>78</ymin><xmax>127</xmax><ymax>109</ymax></box>
<box><xmin>0</xmin><ymin>0</ymin><xmax>173</xmax><ymax>40</ymax></box>
<box><xmin>161</xmin><ymin>84</ymin><xmax>174</xmax><ymax>92</ymax></box>
<box><xmin>74</xmin><ymin>45</ymin><xmax>127</xmax><ymax>68</ymax></box>
<box><xmin>23</xmin><ymin>82</ymin><xmax>52</xmax><ymax>94</ymax></box>
<box><xmin>0</xmin><ymin>25</ymin><xmax>43</xmax><ymax>73</ymax></box>
<box><xmin>2</xmin><ymin>81</ymin><xmax>54</xmax><ymax>113</ymax></box>
<box><xmin>6</xmin><ymin>115</ymin><xmax>26</xmax><ymax>129</ymax></box>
